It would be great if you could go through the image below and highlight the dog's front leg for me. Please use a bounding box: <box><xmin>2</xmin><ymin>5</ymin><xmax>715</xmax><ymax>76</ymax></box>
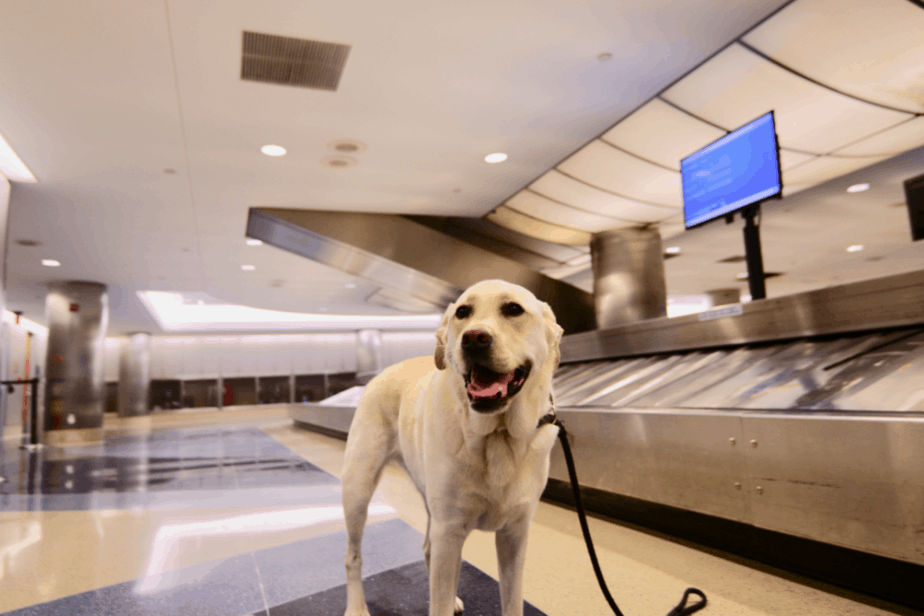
<box><xmin>428</xmin><ymin>524</ymin><xmax>467</xmax><ymax>616</ymax></box>
<box><xmin>495</xmin><ymin>514</ymin><xmax>531</xmax><ymax>616</ymax></box>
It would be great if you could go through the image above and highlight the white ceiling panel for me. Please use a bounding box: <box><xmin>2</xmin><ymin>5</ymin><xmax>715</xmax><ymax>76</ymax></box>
<box><xmin>601</xmin><ymin>98</ymin><xmax>726</xmax><ymax>170</ymax></box>
<box><xmin>557</xmin><ymin>140</ymin><xmax>683</xmax><ymax>207</ymax></box>
<box><xmin>835</xmin><ymin>117</ymin><xmax>924</xmax><ymax>158</ymax></box>
<box><xmin>661</xmin><ymin>44</ymin><xmax>912</xmax><ymax>155</ymax></box>
<box><xmin>743</xmin><ymin>0</ymin><xmax>924</xmax><ymax>114</ymax></box>
<box><xmin>530</xmin><ymin>170</ymin><xmax>680</xmax><ymax>223</ymax></box>
<box><xmin>487</xmin><ymin>205</ymin><xmax>591</xmax><ymax>246</ymax></box>
<box><xmin>505</xmin><ymin>190</ymin><xmax>634</xmax><ymax>233</ymax></box>
<box><xmin>779</xmin><ymin>149</ymin><xmax>816</xmax><ymax>171</ymax></box>
<box><xmin>782</xmin><ymin>155</ymin><xmax>886</xmax><ymax>187</ymax></box>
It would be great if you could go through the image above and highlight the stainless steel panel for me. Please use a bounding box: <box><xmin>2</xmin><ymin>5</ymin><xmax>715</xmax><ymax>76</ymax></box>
<box><xmin>590</xmin><ymin>228</ymin><xmax>666</xmax><ymax>328</ymax></box>
<box><xmin>289</xmin><ymin>403</ymin><xmax>355</xmax><ymax>436</ymax></box>
<box><xmin>548</xmin><ymin>408</ymin><xmax>751</xmax><ymax>522</ymax></box>
<box><xmin>561</xmin><ymin>268</ymin><xmax>924</xmax><ymax>363</ymax></box>
<box><xmin>247</xmin><ymin>207</ymin><xmax>596</xmax><ymax>334</ymax></box>
<box><xmin>741</xmin><ymin>413</ymin><xmax>924</xmax><ymax>565</ymax></box>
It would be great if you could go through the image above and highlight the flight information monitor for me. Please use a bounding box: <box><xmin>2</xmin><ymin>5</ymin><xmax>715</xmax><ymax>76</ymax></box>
<box><xmin>681</xmin><ymin>111</ymin><xmax>782</xmax><ymax>229</ymax></box>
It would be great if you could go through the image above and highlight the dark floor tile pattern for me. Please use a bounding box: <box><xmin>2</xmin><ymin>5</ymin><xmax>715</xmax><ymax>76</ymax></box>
<box><xmin>2</xmin><ymin>552</ymin><xmax>268</xmax><ymax>616</ymax></box>
<box><xmin>268</xmin><ymin>561</ymin><xmax>547</xmax><ymax>616</ymax></box>
<box><xmin>0</xmin><ymin>425</ymin><xmax>334</xmax><ymax>511</ymax></box>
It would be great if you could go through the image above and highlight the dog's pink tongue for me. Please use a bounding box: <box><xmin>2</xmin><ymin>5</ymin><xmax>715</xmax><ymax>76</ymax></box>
<box><xmin>468</xmin><ymin>370</ymin><xmax>515</xmax><ymax>400</ymax></box>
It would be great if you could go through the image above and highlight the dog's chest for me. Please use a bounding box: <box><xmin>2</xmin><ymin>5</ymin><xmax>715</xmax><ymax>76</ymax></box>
<box><xmin>463</xmin><ymin>432</ymin><xmax>540</xmax><ymax>531</ymax></box>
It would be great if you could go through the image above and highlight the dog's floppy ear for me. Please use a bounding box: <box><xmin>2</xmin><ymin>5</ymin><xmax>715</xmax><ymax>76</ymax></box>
<box><xmin>433</xmin><ymin>303</ymin><xmax>454</xmax><ymax>370</ymax></box>
<box><xmin>541</xmin><ymin>301</ymin><xmax>563</xmax><ymax>372</ymax></box>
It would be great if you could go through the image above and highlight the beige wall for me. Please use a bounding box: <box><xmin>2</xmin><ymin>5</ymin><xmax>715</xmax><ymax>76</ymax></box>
<box><xmin>0</xmin><ymin>177</ymin><xmax>10</xmax><ymax>431</ymax></box>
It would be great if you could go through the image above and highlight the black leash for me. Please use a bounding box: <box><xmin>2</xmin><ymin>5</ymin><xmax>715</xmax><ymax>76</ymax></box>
<box><xmin>540</xmin><ymin>411</ymin><xmax>708</xmax><ymax>616</ymax></box>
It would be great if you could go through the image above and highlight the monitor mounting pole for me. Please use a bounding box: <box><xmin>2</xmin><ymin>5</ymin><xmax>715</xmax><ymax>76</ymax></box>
<box><xmin>742</xmin><ymin>203</ymin><xmax>766</xmax><ymax>300</ymax></box>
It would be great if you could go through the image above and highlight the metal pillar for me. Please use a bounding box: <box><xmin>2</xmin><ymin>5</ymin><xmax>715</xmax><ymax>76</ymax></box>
<box><xmin>590</xmin><ymin>228</ymin><xmax>667</xmax><ymax>330</ymax></box>
<box><xmin>44</xmin><ymin>281</ymin><xmax>108</xmax><ymax>440</ymax></box>
<box><xmin>117</xmin><ymin>333</ymin><xmax>151</xmax><ymax>417</ymax></box>
<box><xmin>356</xmin><ymin>329</ymin><xmax>383</xmax><ymax>385</ymax></box>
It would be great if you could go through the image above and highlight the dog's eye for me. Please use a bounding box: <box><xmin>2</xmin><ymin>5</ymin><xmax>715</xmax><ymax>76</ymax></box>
<box><xmin>455</xmin><ymin>305</ymin><xmax>472</xmax><ymax>319</ymax></box>
<box><xmin>502</xmin><ymin>302</ymin><xmax>524</xmax><ymax>317</ymax></box>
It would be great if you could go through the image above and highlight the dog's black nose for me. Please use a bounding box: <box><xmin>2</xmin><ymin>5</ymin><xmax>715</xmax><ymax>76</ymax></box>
<box><xmin>461</xmin><ymin>329</ymin><xmax>492</xmax><ymax>352</ymax></box>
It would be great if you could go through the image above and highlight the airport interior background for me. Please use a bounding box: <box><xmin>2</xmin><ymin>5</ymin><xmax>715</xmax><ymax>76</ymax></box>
<box><xmin>1</xmin><ymin>0</ymin><xmax>924</xmax><ymax>614</ymax></box>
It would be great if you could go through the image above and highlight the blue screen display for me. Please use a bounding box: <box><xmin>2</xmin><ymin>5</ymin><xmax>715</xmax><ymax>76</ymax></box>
<box><xmin>681</xmin><ymin>112</ymin><xmax>781</xmax><ymax>228</ymax></box>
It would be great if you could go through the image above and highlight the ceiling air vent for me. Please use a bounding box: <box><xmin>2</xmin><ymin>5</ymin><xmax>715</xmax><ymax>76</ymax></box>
<box><xmin>241</xmin><ymin>31</ymin><xmax>351</xmax><ymax>91</ymax></box>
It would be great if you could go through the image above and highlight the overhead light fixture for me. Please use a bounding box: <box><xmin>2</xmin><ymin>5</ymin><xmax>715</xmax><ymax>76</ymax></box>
<box><xmin>485</xmin><ymin>152</ymin><xmax>508</xmax><ymax>164</ymax></box>
<box><xmin>846</xmin><ymin>183</ymin><xmax>870</xmax><ymax>193</ymax></box>
<box><xmin>41</xmin><ymin>259</ymin><xmax>61</xmax><ymax>267</ymax></box>
<box><xmin>665</xmin><ymin>246</ymin><xmax>681</xmax><ymax>254</ymax></box>
<box><xmin>0</xmin><ymin>132</ymin><xmax>37</xmax><ymax>183</ymax></box>
<box><xmin>736</xmin><ymin>272</ymin><xmax>749</xmax><ymax>279</ymax></box>
<box><xmin>261</xmin><ymin>145</ymin><xmax>286</xmax><ymax>157</ymax></box>
<box><xmin>241</xmin><ymin>264</ymin><xmax>256</xmax><ymax>271</ymax></box>
<box><xmin>245</xmin><ymin>239</ymin><xmax>263</xmax><ymax>246</ymax></box>
<box><xmin>345</xmin><ymin>283</ymin><xmax>357</xmax><ymax>289</ymax></box>
<box><xmin>847</xmin><ymin>244</ymin><xmax>864</xmax><ymax>252</ymax></box>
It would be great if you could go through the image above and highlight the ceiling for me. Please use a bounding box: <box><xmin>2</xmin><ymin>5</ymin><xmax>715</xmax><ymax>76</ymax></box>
<box><xmin>1</xmin><ymin>0</ymin><xmax>923</xmax><ymax>335</ymax></box>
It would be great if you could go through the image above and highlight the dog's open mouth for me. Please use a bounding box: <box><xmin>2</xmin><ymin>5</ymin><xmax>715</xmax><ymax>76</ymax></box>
<box><xmin>464</xmin><ymin>362</ymin><xmax>531</xmax><ymax>412</ymax></box>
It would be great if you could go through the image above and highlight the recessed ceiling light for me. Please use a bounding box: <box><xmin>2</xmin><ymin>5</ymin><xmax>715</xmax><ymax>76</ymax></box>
<box><xmin>345</xmin><ymin>283</ymin><xmax>357</xmax><ymax>289</ymax></box>
<box><xmin>736</xmin><ymin>272</ymin><xmax>749</xmax><ymax>280</ymax></box>
<box><xmin>665</xmin><ymin>246</ymin><xmax>681</xmax><ymax>254</ymax></box>
<box><xmin>246</xmin><ymin>239</ymin><xmax>263</xmax><ymax>246</ymax></box>
<box><xmin>41</xmin><ymin>259</ymin><xmax>61</xmax><ymax>267</ymax></box>
<box><xmin>847</xmin><ymin>244</ymin><xmax>864</xmax><ymax>252</ymax></box>
<box><xmin>327</xmin><ymin>139</ymin><xmax>367</xmax><ymax>154</ymax></box>
<box><xmin>846</xmin><ymin>183</ymin><xmax>870</xmax><ymax>193</ymax></box>
<box><xmin>261</xmin><ymin>145</ymin><xmax>286</xmax><ymax>157</ymax></box>
<box><xmin>485</xmin><ymin>153</ymin><xmax>508</xmax><ymax>164</ymax></box>
<box><xmin>241</xmin><ymin>264</ymin><xmax>256</xmax><ymax>271</ymax></box>
<box><xmin>321</xmin><ymin>155</ymin><xmax>358</xmax><ymax>169</ymax></box>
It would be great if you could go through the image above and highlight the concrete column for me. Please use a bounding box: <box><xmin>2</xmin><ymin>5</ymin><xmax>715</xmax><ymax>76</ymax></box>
<box><xmin>117</xmin><ymin>333</ymin><xmax>150</xmax><ymax>417</ymax></box>
<box><xmin>590</xmin><ymin>228</ymin><xmax>667</xmax><ymax>329</ymax></box>
<box><xmin>705</xmin><ymin>288</ymin><xmax>741</xmax><ymax>308</ymax></box>
<box><xmin>356</xmin><ymin>329</ymin><xmax>382</xmax><ymax>384</ymax></box>
<box><xmin>44</xmin><ymin>281</ymin><xmax>108</xmax><ymax>444</ymax></box>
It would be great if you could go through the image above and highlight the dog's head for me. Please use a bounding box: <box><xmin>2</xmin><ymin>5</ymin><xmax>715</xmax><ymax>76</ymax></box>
<box><xmin>434</xmin><ymin>280</ymin><xmax>563</xmax><ymax>418</ymax></box>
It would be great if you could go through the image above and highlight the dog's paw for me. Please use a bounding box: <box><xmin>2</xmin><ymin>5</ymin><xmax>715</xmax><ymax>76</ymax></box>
<box><xmin>454</xmin><ymin>596</ymin><xmax>465</xmax><ymax>614</ymax></box>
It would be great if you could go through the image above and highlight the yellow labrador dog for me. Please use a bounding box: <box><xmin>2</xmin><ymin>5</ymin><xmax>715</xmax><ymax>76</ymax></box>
<box><xmin>342</xmin><ymin>280</ymin><xmax>563</xmax><ymax>616</ymax></box>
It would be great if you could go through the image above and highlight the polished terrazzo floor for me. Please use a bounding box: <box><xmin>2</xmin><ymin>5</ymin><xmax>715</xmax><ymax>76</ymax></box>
<box><xmin>1</xmin><ymin>408</ymin><xmax>919</xmax><ymax>616</ymax></box>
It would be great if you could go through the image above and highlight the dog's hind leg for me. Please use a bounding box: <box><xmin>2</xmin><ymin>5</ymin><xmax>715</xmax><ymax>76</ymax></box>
<box><xmin>342</xmin><ymin>407</ymin><xmax>394</xmax><ymax>616</ymax></box>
